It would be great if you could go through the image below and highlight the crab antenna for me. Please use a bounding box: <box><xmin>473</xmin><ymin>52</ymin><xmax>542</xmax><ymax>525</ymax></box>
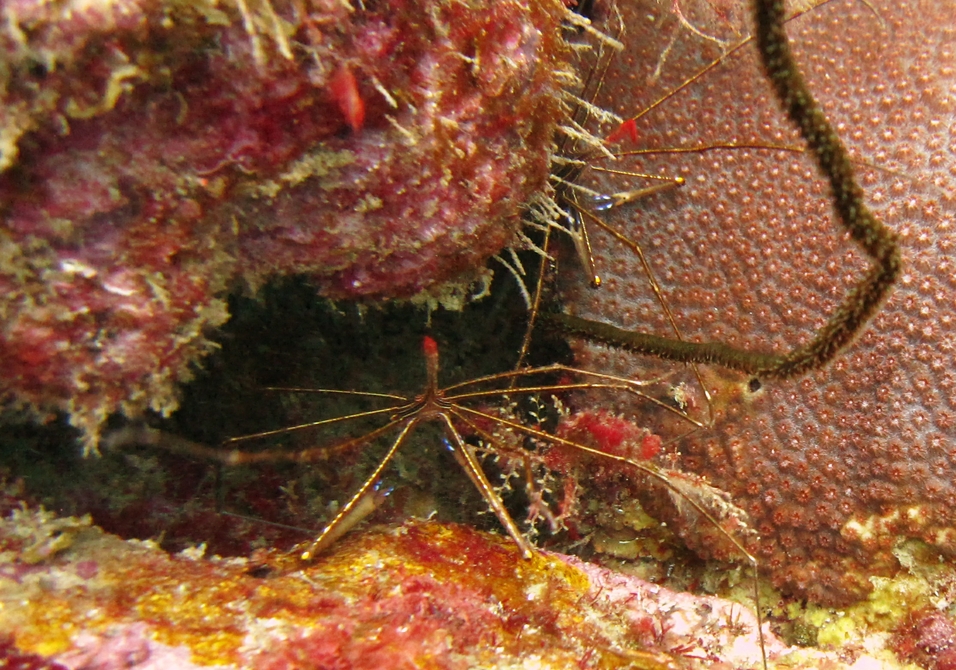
<box><xmin>423</xmin><ymin>335</ymin><xmax>440</xmax><ymax>391</ymax></box>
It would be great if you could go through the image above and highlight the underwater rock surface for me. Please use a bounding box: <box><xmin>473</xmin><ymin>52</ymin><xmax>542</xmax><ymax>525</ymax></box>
<box><xmin>560</xmin><ymin>0</ymin><xmax>956</xmax><ymax>604</ymax></box>
<box><xmin>0</xmin><ymin>505</ymin><xmax>906</xmax><ymax>669</ymax></box>
<box><xmin>0</xmin><ymin>0</ymin><xmax>571</xmax><ymax>448</ymax></box>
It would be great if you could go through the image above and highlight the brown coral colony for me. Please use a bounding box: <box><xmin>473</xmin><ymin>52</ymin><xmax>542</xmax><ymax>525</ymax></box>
<box><xmin>550</xmin><ymin>0</ymin><xmax>903</xmax><ymax>381</ymax></box>
<box><xmin>556</xmin><ymin>0</ymin><xmax>956</xmax><ymax>604</ymax></box>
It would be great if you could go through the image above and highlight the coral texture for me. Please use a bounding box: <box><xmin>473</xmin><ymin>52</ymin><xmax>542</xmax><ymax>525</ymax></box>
<box><xmin>893</xmin><ymin>609</ymin><xmax>956</xmax><ymax>670</ymax></box>
<box><xmin>0</xmin><ymin>0</ymin><xmax>572</xmax><ymax>447</ymax></box>
<box><xmin>0</xmin><ymin>505</ymin><xmax>900</xmax><ymax>669</ymax></box>
<box><xmin>559</xmin><ymin>0</ymin><xmax>956</xmax><ymax>604</ymax></box>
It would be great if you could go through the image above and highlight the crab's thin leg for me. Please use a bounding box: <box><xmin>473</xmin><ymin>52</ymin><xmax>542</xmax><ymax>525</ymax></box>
<box><xmin>568</xmin><ymin>203</ymin><xmax>602</xmax><ymax>288</ymax></box>
<box><xmin>105</xmin><ymin>416</ymin><xmax>410</xmax><ymax>465</ymax></box>
<box><xmin>547</xmin><ymin>191</ymin><xmax>603</xmax><ymax>290</ymax></box>
<box><xmin>444</xmin><ymin>365</ymin><xmax>705</xmax><ymax>429</ymax></box>
<box><xmin>440</xmin><ymin>414</ymin><xmax>534</xmax><ymax>559</ymax></box>
<box><xmin>301</xmin><ymin>416</ymin><xmax>419</xmax><ymax>561</ymax></box>
<box><xmin>222</xmin><ymin>404</ymin><xmax>404</xmax><ymax>446</ymax></box>
<box><xmin>449</xmin><ymin>381</ymin><xmax>640</xmax><ymax>400</ymax></box>
<box><xmin>263</xmin><ymin>387</ymin><xmax>406</xmax><ymax>401</ymax></box>
<box><xmin>512</xmin><ymin>223</ymin><xmax>552</xmax><ymax>375</ymax></box>
<box><xmin>303</xmin><ymin>483</ymin><xmax>392</xmax><ymax>553</ymax></box>
<box><xmin>444</xmin><ymin>362</ymin><xmax>663</xmax><ymax>394</ymax></box>
<box><xmin>615</xmin><ymin>142</ymin><xmax>801</xmax><ymax>158</ymax></box>
<box><xmin>590</xmin><ymin>177</ymin><xmax>685</xmax><ymax>212</ymax></box>
<box><xmin>449</xmin><ymin>382</ymin><xmax>702</xmax><ymax>431</ymax></box>
<box><xmin>612</xmin><ymin>142</ymin><xmax>905</xmax><ymax>179</ymax></box>
<box><xmin>214</xmin><ymin>415</ymin><xmax>409</xmax><ymax>465</ymax></box>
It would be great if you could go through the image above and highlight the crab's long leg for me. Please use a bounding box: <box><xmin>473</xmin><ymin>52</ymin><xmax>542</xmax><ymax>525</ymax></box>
<box><xmin>303</xmin><ymin>483</ymin><xmax>392</xmax><ymax>553</ymax></box>
<box><xmin>443</xmin><ymin>362</ymin><xmax>663</xmax><ymax>394</ymax></box>
<box><xmin>449</xmin><ymin>381</ymin><xmax>702</xmax><ymax>430</ymax></box>
<box><xmin>106</xmin><ymin>416</ymin><xmax>410</xmax><ymax>465</ymax></box>
<box><xmin>300</xmin><ymin>416</ymin><xmax>419</xmax><ymax>561</ymax></box>
<box><xmin>439</xmin><ymin>413</ymin><xmax>534</xmax><ymax>559</ymax></box>
<box><xmin>589</xmin><ymin>178</ymin><xmax>684</xmax><ymax>212</ymax></box>
<box><xmin>217</xmin><ymin>415</ymin><xmax>409</xmax><ymax>465</ymax></box>
<box><xmin>222</xmin><ymin>405</ymin><xmax>403</xmax><ymax>446</ymax></box>
<box><xmin>263</xmin><ymin>387</ymin><xmax>406</xmax><ymax>401</ymax></box>
<box><xmin>512</xmin><ymin>222</ymin><xmax>551</xmax><ymax>374</ymax></box>
<box><xmin>448</xmin><ymin>382</ymin><xmax>636</xmax><ymax>400</ymax></box>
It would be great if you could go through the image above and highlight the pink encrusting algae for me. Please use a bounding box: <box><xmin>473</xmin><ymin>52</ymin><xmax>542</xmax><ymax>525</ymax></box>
<box><xmin>558</xmin><ymin>0</ymin><xmax>956</xmax><ymax>605</ymax></box>
<box><xmin>0</xmin><ymin>0</ymin><xmax>575</xmax><ymax>448</ymax></box>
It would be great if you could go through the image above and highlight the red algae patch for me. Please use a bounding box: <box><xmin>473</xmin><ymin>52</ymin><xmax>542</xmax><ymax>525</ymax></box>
<box><xmin>0</xmin><ymin>505</ymin><xmax>906</xmax><ymax>669</ymax></box>
<box><xmin>0</xmin><ymin>0</ymin><xmax>574</xmax><ymax>448</ymax></box>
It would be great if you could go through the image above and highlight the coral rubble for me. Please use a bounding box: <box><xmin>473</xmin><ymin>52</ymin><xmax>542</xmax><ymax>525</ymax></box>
<box><xmin>0</xmin><ymin>0</ymin><xmax>573</xmax><ymax>448</ymax></box>
<box><xmin>559</xmin><ymin>0</ymin><xmax>956</xmax><ymax>604</ymax></box>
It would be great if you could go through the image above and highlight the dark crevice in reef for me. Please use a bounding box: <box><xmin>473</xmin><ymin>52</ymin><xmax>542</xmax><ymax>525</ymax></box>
<box><xmin>0</xmin><ymin>259</ymin><xmax>574</xmax><ymax>556</ymax></box>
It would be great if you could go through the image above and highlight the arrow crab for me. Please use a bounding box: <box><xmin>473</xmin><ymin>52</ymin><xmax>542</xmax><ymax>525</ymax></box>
<box><xmin>97</xmin><ymin>0</ymin><xmax>906</xmax><ymax>666</ymax></box>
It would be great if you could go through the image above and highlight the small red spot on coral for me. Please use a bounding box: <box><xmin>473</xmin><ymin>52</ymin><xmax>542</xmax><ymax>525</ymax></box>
<box><xmin>640</xmin><ymin>434</ymin><xmax>661</xmax><ymax>460</ymax></box>
<box><xmin>587</xmin><ymin>418</ymin><xmax>625</xmax><ymax>451</ymax></box>
<box><xmin>75</xmin><ymin>560</ymin><xmax>98</xmax><ymax>579</ymax></box>
<box><xmin>605</xmin><ymin>118</ymin><xmax>638</xmax><ymax>145</ymax></box>
<box><xmin>422</xmin><ymin>335</ymin><xmax>439</xmax><ymax>358</ymax></box>
<box><xmin>328</xmin><ymin>65</ymin><xmax>365</xmax><ymax>133</ymax></box>
<box><xmin>560</xmin><ymin>410</ymin><xmax>626</xmax><ymax>453</ymax></box>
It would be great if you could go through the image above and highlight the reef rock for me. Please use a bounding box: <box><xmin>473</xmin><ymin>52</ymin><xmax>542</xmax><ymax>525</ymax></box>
<box><xmin>0</xmin><ymin>0</ymin><xmax>573</xmax><ymax>448</ymax></box>
<box><xmin>0</xmin><ymin>505</ymin><xmax>901</xmax><ymax>669</ymax></box>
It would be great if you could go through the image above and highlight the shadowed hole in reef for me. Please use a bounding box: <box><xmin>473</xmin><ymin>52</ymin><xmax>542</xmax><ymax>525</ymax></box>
<box><xmin>0</xmin><ymin>270</ymin><xmax>574</xmax><ymax>556</ymax></box>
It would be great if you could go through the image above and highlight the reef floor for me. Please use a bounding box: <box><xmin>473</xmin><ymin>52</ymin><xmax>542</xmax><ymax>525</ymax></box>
<box><xmin>0</xmin><ymin>497</ymin><xmax>929</xmax><ymax>670</ymax></box>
